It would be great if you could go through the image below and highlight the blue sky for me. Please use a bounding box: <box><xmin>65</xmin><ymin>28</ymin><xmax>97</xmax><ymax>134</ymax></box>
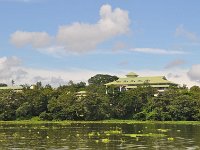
<box><xmin>0</xmin><ymin>0</ymin><xmax>200</xmax><ymax>87</ymax></box>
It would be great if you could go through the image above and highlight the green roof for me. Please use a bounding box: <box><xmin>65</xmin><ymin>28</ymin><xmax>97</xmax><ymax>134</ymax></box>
<box><xmin>118</xmin><ymin>85</ymin><xmax>170</xmax><ymax>89</ymax></box>
<box><xmin>151</xmin><ymin>85</ymin><xmax>170</xmax><ymax>88</ymax></box>
<box><xmin>77</xmin><ymin>91</ymin><xmax>87</xmax><ymax>94</ymax></box>
<box><xmin>0</xmin><ymin>86</ymin><xmax>23</xmax><ymax>90</ymax></box>
<box><xmin>126</xmin><ymin>72</ymin><xmax>138</xmax><ymax>77</ymax></box>
<box><xmin>125</xmin><ymin>86</ymin><xmax>137</xmax><ymax>89</ymax></box>
<box><xmin>105</xmin><ymin>73</ymin><xmax>176</xmax><ymax>86</ymax></box>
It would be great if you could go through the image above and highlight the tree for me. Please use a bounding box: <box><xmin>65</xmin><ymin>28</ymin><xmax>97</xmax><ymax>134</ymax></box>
<box><xmin>11</xmin><ymin>80</ymin><xmax>15</xmax><ymax>86</ymax></box>
<box><xmin>88</xmin><ymin>74</ymin><xmax>118</xmax><ymax>86</ymax></box>
<box><xmin>16</xmin><ymin>102</ymin><xmax>32</xmax><ymax>119</ymax></box>
<box><xmin>35</xmin><ymin>81</ymin><xmax>43</xmax><ymax>89</ymax></box>
<box><xmin>0</xmin><ymin>90</ymin><xmax>25</xmax><ymax>120</ymax></box>
<box><xmin>21</xmin><ymin>86</ymin><xmax>54</xmax><ymax>118</ymax></box>
<box><xmin>190</xmin><ymin>86</ymin><xmax>200</xmax><ymax>93</ymax></box>
<box><xmin>82</xmin><ymin>92</ymin><xmax>110</xmax><ymax>120</ymax></box>
<box><xmin>144</xmin><ymin>87</ymin><xmax>200</xmax><ymax>121</ymax></box>
<box><xmin>57</xmin><ymin>81</ymin><xmax>86</xmax><ymax>94</ymax></box>
<box><xmin>108</xmin><ymin>85</ymin><xmax>155</xmax><ymax>119</ymax></box>
<box><xmin>47</xmin><ymin>92</ymin><xmax>78</xmax><ymax>120</ymax></box>
<box><xmin>0</xmin><ymin>83</ymin><xmax>7</xmax><ymax>87</ymax></box>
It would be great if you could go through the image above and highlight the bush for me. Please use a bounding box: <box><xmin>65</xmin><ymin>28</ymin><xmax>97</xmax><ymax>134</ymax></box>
<box><xmin>39</xmin><ymin>112</ymin><xmax>53</xmax><ymax>121</ymax></box>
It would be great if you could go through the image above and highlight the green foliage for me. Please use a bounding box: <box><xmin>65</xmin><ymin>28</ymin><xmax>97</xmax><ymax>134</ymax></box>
<box><xmin>39</xmin><ymin>111</ymin><xmax>53</xmax><ymax>121</ymax></box>
<box><xmin>0</xmin><ymin>76</ymin><xmax>200</xmax><ymax>121</ymax></box>
<box><xmin>144</xmin><ymin>87</ymin><xmax>200</xmax><ymax>121</ymax></box>
<box><xmin>47</xmin><ymin>91</ymin><xmax>110</xmax><ymax>121</ymax></box>
<box><xmin>48</xmin><ymin>92</ymin><xmax>78</xmax><ymax>120</ymax></box>
<box><xmin>56</xmin><ymin>81</ymin><xmax>86</xmax><ymax>94</ymax></box>
<box><xmin>16</xmin><ymin>102</ymin><xmax>32</xmax><ymax>119</ymax></box>
<box><xmin>108</xmin><ymin>85</ymin><xmax>155</xmax><ymax>119</ymax></box>
<box><xmin>88</xmin><ymin>74</ymin><xmax>118</xmax><ymax>86</ymax></box>
<box><xmin>0</xmin><ymin>83</ymin><xmax>7</xmax><ymax>87</ymax></box>
<box><xmin>0</xmin><ymin>90</ymin><xmax>25</xmax><ymax>120</ymax></box>
<box><xmin>82</xmin><ymin>93</ymin><xmax>110</xmax><ymax>120</ymax></box>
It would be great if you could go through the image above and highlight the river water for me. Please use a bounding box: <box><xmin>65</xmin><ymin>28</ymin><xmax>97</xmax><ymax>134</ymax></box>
<box><xmin>0</xmin><ymin>122</ymin><xmax>200</xmax><ymax>149</ymax></box>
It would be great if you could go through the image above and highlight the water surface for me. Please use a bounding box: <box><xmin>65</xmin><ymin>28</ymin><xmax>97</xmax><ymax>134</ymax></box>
<box><xmin>0</xmin><ymin>122</ymin><xmax>200</xmax><ymax>149</ymax></box>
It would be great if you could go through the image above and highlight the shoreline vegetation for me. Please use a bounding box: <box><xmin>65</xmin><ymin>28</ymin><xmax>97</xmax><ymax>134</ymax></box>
<box><xmin>1</xmin><ymin>74</ymin><xmax>200</xmax><ymax>122</ymax></box>
<box><xmin>1</xmin><ymin>120</ymin><xmax>200</xmax><ymax>125</ymax></box>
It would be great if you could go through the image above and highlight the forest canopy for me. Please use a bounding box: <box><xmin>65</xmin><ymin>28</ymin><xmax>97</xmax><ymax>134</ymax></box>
<box><xmin>0</xmin><ymin>74</ymin><xmax>200</xmax><ymax>121</ymax></box>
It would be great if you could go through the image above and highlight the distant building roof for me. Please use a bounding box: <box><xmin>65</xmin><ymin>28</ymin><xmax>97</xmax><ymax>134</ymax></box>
<box><xmin>0</xmin><ymin>86</ymin><xmax>23</xmax><ymax>90</ymax></box>
<box><xmin>126</xmin><ymin>72</ymin><xmax>138</xmax><ymax>78</ymax></box>
<box><xmin>105</xmin><ymin>72</ymin><xmax>176</xmax><ymax>86</ymax></box>
<box><xmin>76</xmin><ymin>91</ymin><xmax>87</xmax><ymax>97</ymax></box>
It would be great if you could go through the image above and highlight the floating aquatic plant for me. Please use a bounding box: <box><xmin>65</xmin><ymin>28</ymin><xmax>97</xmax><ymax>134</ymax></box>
<box><xmin>104</xmin><ymin>130</ymin><xmax>122</xmax><ymax>134</ymax></box>
<box><xmin>124</xmin><ymin>133</ymin><xmax>166</xmax><ymax>138</ymax></box>
<box><xmin>102</xmin><ymin>138</ymin><xmax>110</xmax><ymax>143</ymax></box>
<box><xmin>157</xmin><ymin>129</ymin><xmax>170</xmax><ymax>133</ymax></box>
<box><xmin>88</xmin><ymin>132</ymin><xmax>95</xmax><ymax>138</ymax></box>
<box><xmin>167</xmin><ymin>137</ymin><xmax>174</xmax><ymax>141</ymax></box>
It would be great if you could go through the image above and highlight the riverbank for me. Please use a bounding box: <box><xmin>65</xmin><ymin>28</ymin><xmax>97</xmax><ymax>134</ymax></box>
<box><xmin>1</xmin><ymin>120</ymin><xmax>200</xmax><ymax>125</ymax></box>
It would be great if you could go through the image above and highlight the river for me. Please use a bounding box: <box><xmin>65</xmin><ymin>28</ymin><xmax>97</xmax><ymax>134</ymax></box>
<box><xmin>0</xmin><ymin>122</ymin><xmax>200</xmax><ymax>149</ymax></box>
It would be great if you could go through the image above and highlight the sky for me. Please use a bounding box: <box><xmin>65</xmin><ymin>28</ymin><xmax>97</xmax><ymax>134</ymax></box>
<box><xmin>0</xmin><ymin>0</ymin><xmax>200</xmax><ymax>87</ymax></box>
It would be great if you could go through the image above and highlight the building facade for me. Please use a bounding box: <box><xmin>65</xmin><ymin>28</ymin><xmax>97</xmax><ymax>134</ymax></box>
<box><xmin>105</xmin><ymin>72</ymin><xmax>177</xmax><ymax>94</ymax></box>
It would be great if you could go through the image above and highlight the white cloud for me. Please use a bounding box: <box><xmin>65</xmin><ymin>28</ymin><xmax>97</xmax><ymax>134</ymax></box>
<box><xmin>175</xmin><ymin>25</ymin><xmax>199</xmax><ymax>42</ymax></box>
<box><xmin>164</xmin><ymin>59</ymin><xmax>186</xmax><ymax>69</ymax></box>
<box><xmin>187</xmin><ymin>64</ymin><xmax>200</xmax><ymax>83</ymax></box>
<box><xmin>0</xmin><ymin>56</ymin><xmax>105</xmax><ymax>86</ymax></box>
<box><xmin>128</xmin><ymin>69</ymin><xmax>200</xmax><ymax>88</ymax></box>
<box><xmin>56</xmin><ymin>4</ymin><xmax>130</xmax><ymax>53</ymax></box>
<box><xmin>1</xmin><ymin>56</ymin><xmax>199</xmax><ymax>88</ymax></box>
<box><xmin>23</xmin><ymin>67</ymin><xmax>103</xmax><ymax>86</ymax></box>
<box><xmin>130</xmin><ymin>48</ymin><xmax>186</xmax><ymax>55</ymax></box>
<box><xmin>36</xmin><ymin>46</ymin><xmax>67</xmax><ymax>57</ymax></box>
<box><xmin>10</xmin><ymin>31</ymin><xmax>52</xmax><ymax>48</ymax></box>
<box><xmin>11</xmin><ymin>4</ymin><xmax>130</xmax><ymax>54</ymax></box>
<box><xmin>25</xmin><ymin>68</ymin><xmax>198</xmax><ymax>88</ymax></box>
<box><xmin>165</xmin><ymin>70</ymin><xmax>199</xmax><ymax>88</ymax></box>
<box><xmin>0</xmin><ymin>56</ymin><xmax>27</xmax><ymax>84</ymax></box>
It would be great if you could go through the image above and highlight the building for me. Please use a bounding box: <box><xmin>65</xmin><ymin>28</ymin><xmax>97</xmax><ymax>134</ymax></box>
<box><xmin>76</xmin><ymin>91</ymin><xmax>87</xmax><ymax>97</ymax></box>
<box><xmin>0</xmin><ymin>86</ymin><xmax>23</xmax><ymax>92</ymax></box>
<box><xmin>105</xmin><ymin>72</ymin><xmax>177</xmax><ymax>94</ymax></box>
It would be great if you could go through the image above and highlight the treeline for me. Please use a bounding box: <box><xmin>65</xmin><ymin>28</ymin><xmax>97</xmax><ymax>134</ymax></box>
<box><xmin>0</xmin><ymin>74</ymin><xmax>200</xmax><ymax>121</ymax></box>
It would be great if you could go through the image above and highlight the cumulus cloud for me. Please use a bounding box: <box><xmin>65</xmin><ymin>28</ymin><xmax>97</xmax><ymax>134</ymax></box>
<box><xmin>10</xmin><ymin>31</ymin><xmax>52</xmax><ymax>48</ymax></box>
<box><xmin>36</xmin><ymin>46</ymin><xmax>67</xmax><ymax>57</ymax></box>
<box><xmin>131</xmin><ymin>69</ymin><xmax>200</xmax><ymax>88</ymax></box>
<box><xmin>167</xmin><ymin>73</ymin><xmax>181</xmax><ymax>79</ymax></box>
<box><xmin>0</xmin><ymin>56</ymin><xmax>106</xmax><ymax>86</ymax></box>
<box><xmin>11</xmin><ymin>4</ymin><xmax>130</xmax><ymax>54</ymax></box>
<box><xmin>130</xmin><ymin>48</ymin><xmax>186</xmax><ymax>55</ymax></box>
<box><xmin>187</xmin><ymin>64</ymin><xmax>200</xmax><ymax>82</ymax></box>
<box><xmin>56</xmin><ymin>4</ymin><xmax>130</xmax><ymax>52</ymax></box>
<box><xmin>1</xmin><ymin>56</ymin><xmax>200</xmax><ymax>87</ymax></box>
<box><xmin>175</xmin><ymin>25</ymin><xmax>200</xmax><ymax>42</ymax></box>
<box><xmin>0</xmin><ymin>56</ymin><xmax>27</xmax><ymax>84</ymax></box>
<box><xmin>164</xmin><ymin>59</ymin><xmax>186</xmax><ymax>69</ymax></box>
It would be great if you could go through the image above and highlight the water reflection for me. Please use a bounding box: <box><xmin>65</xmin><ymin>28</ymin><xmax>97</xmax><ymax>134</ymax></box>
<box><xmin>0</xmin><ymin>123</ymin><xmax>200</xmax><ymax>149</ymax></box>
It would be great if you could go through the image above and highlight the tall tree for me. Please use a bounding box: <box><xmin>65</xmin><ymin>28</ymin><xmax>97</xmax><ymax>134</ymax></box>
<box><xmin>0</xmin><ymin>83</ymin><xmax>7</xmax><ymax>87</ymax></box>
<box><xmin>88</xmin><ymin>74</ymin><xmax>118</xmax><ymax>86</ymax></box>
